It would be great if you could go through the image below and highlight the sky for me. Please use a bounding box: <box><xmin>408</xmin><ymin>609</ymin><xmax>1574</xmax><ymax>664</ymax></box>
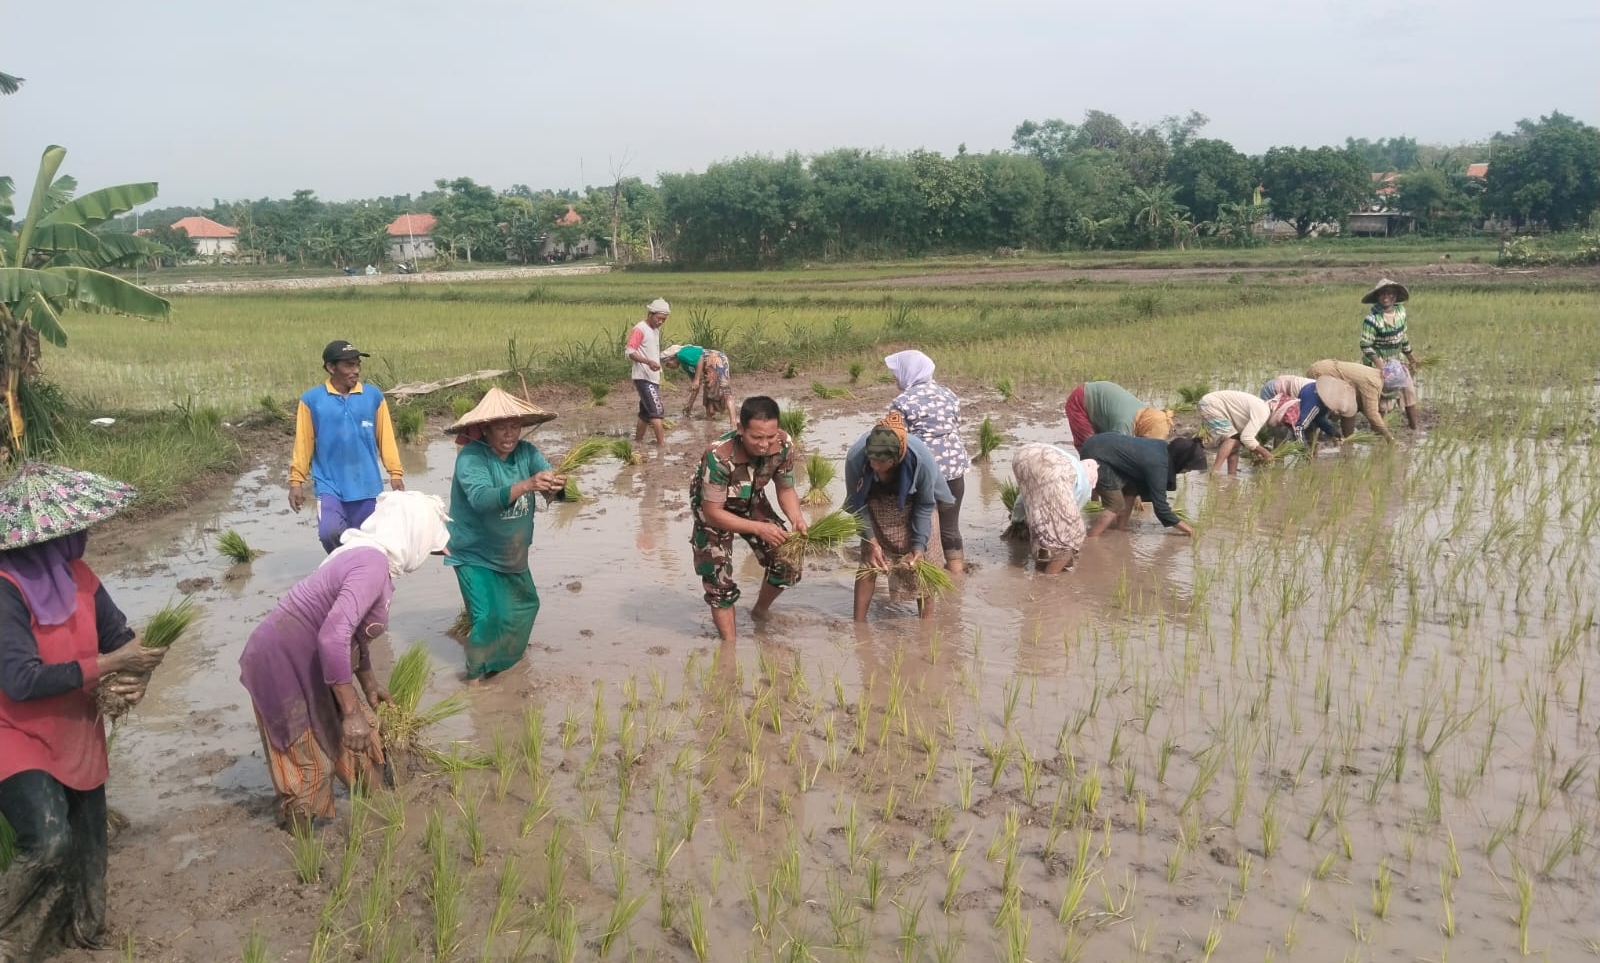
<box><xmin>4</xmin><ymin>0</ymin><xmax>1597</xmax><ymax>208</ymax></box>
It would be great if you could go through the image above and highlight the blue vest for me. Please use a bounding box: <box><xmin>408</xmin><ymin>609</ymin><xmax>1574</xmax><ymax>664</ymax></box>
<box><xmin>301</xmin><ymin>383</ymin><xmax>386</xmax><ymax>501</ymax></box>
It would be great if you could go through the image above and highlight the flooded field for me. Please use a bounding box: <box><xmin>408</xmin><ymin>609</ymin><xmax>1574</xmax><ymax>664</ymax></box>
<box><xmin>60</xmin><ymin>376</ymin><xmax>1600</xmax><ymax>963</ymax></box>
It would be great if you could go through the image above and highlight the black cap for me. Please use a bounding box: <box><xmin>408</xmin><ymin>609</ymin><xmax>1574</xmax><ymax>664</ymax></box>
<box><xmin>322</xmin><ymin>340</ymin><xmax>370</xmax><ymax>364</ymax></box>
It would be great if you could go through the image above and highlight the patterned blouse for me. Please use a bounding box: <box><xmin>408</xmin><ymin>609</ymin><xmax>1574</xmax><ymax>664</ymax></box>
<box><xmin>1360</xmin><ymin>305</ymin><xmax>1411</xmax><ymax>365</ymax></box>
<box><xmin>889</xmin><ymin>382</ymin><xmax>971</xmax><ymax>480</ymax></box>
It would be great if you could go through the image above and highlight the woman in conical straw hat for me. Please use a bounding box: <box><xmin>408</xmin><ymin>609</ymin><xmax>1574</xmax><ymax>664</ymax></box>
<box><xmin>0</xmin><ymin>464</ymin><xmax>161</xmax><ymax>960</ymax></box>
<box><xmin>239</xmin><ymin>489</ymin><xmax>451</xmax><ymax>829</ymax></box>
<box><xmin>1359</xmin><ymin>278</ymin><xmax>1421</xmax><ymax>430</ymax></box>
<box><xmin>442</xmin><ymin>388</ymin><xmax>566</xmax><ymax>685</ymax></box>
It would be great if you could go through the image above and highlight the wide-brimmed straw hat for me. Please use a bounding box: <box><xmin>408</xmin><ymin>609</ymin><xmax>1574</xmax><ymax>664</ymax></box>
<box><xmin>0</xmin><ymin>463</ymin><xmax>137</xmax><ymax>551</ymax></box>
<box><xmin>1361</xmin><ymin>278</ymin><xmax>1409</xmax><ymax>304</ymax></box>
<box><xmin>1314</xmin><ymin>376</ymin><xmax>1357</xmax><ymax>418</ymax></box>
<box><xmin>444</xmin><ymin>387</ymin><xmax>557</xmax><ymax>435</ymax></box>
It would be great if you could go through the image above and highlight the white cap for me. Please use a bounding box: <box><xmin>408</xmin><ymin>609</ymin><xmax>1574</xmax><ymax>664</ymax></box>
<box><xmin>647</xmin><ymin>298</ymin><xmax>671</xmax><ymax>315</ymax></box>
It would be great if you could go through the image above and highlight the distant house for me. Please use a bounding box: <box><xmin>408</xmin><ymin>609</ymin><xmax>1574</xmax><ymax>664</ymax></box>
<box><xmin>171</xmin><ymin>216</ymin><xmax>238</xmax><ymax>256</ymax></box>
<box><xmin>387</xmin><ymin>213</ymin><xmax>437</xmax><ymax>262</ymax></box>
<box><xmin>542</xmin><ymin>205</ymin><xmax>599</xmax><ymax>258</ymax></box>
<box><xmin>1347</xmin><ymin>172</ymin><xmax>1414</xmax><ymax>236</ymax></box>
<box><xmin>1465</xmin><ymin>162</ymin><xmax>1489</xmax><ymax>181</ymax></box>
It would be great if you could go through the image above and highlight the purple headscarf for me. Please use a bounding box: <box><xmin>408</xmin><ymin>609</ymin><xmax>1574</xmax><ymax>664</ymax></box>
<box><xmin>0</xmin><ymin>530</ymin><xmax>89</xmax><ymax>626</ymax></box>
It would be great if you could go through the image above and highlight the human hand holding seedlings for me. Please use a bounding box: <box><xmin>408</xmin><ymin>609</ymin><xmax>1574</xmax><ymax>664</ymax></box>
<box><xmin>864</xmin><ymin>539</ymin><xmax>888</xmax><ymax>571</ymax></box>
<box><xmin>103</xmin><ymin>672</ymin><xmax>153</xmax><ymax>707</ymax></box>
<box><xmin>100</xmin><ymin>640</ymin><xmax>166</xmax><ymax>678</ymax></box>
<box><xmin>755</xmin><ymin>521</ymin><xmax>791</xmax><ymax>548</ymax></box>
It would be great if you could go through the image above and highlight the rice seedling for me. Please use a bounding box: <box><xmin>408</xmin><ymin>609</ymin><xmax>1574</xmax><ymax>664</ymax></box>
<box><xmin>217</xmin><ymin>529</ymin><xmax>262</xmax><ymax>563</ymax></box>
<box><xmin>995</xmin><ymin>376</ymin><xmax>1015</xmax><ymax>401</ymax></box>
<box><xmin>1173</xmin><ymin>384</ymin><xmax>1209</xmax><ymax>412</ymax></box>
<box><xmin>288</xmin><ymin>817</ymin><xmax>324</xmax><ymax>884</ymax></box>
<box><xmin>392</xmin><ymin>405</ymin><xmax>426</xmax><ymax>442</ymax></box>
<box><xmin>589</xmin><ymin>382</ymin><xmax>611</xmax><ymax>406</ymax></box>
<box><xmin>599</xmin><ymin>881</ymin><xmax>648</xmax><ymax>957</ymax></box>
<box><xmin>775</xmin><ymin>509</ymin><xmax>864</xmax><ymax>566</ymax></box>
<box><xmin>813</xmin><ymin>380</ymin><xmax>851</xmax><ymax>400</ymax></box>
<box><xmin>450</xmin><ymin>395</ymin><xmax>476</xmax><ymax>419</ymax></box>
<box><xmin>976</xmin><ymin>416</ymin><xmax>1002</xmax><ymax>461</ymax></box>
<box><xmin>609</xmin><ymin>438</ymin><xmax>641</xmax><ymax>465</ymax></box>
<box><xmin>778</xmin><ymin>407</ymin><xmax>807</xmax><ymax>441</ymax></box>
<box><xmin>557</xmin><ymin>437</ymin><xmax>611</xmax><ymax>499</ymax></box>
<box><xmin>241</xmin><ymin>931</ymin><xmax>268</xmax><ymax>963</ymax></box>
<box><xmin>802</xmin><ymin>452</ymin><xmax>835</xmax><ymax>505</ymax></box>
<box><xmin>96</xmin><ymin>596</ymin><xmax>200</xmax><ymax>720</ymax></box>
<box><xmin>685</xmin><ymin>888</ymin><xmax>709</xmax><ymax>962</ymax></box>
<box><xmin>379</xmin><ymin>642</ymin><xmax>469</xmax><ymax>757</ymax></box>
<box><xmin>848</xmin><ymin>361</ymin><xmax>863</xmax><ymax>383</ymax></box>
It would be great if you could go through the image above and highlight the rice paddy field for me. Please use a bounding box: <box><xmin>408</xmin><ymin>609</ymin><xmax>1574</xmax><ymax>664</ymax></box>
<box><xmin>39</xmin><ymin>256</ymin><xmax>1600</xmax><ymax>963</ymax></box>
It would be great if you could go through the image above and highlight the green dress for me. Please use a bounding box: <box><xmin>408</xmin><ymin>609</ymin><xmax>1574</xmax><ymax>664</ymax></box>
<box><xmin>445</xmin><ymin>438</ymin><xmax>553</xmax><ymax>679</ymax></box>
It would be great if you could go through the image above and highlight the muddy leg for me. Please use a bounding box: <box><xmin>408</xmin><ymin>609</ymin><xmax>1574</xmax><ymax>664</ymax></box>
<box><xmin>710</xmin><ymin>605</ymin><xmax>736</xmax><ymax>644</ymax></box>
<box><xmin>1405</xmin><ymin>405</ymin><xmax>1420</xmax><ymax>430</ymax></box>
<box><xmin>749</xmin><ymin>581</ymin><xmax>784</xmax><ymax>620</ymax></box>
<box><xmin>853</xmin><ymin>572</ymin><xmax>877</xmax><ymax>622</ymax></box>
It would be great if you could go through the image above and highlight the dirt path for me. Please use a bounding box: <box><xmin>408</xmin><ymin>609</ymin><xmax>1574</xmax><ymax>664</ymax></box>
<box><xmin>145</xmin><ymin>262</ymin><xmax>610</xmax><ymax>295</ymax></box>
<box><xmin>837</xmin><ymin>261</ymin><xmax>1580</xmax><ymax>287</ymax></box>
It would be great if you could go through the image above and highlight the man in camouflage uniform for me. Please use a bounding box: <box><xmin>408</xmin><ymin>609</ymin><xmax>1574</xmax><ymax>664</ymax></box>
<box><xmin>689</xmin><ymin>395</ymin><xmax>809</xmax><ymax>644</ymax></box>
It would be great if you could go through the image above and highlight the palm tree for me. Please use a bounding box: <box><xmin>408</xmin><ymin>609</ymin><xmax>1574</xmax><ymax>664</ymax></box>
<box><xmin>0</xmin><ymin>146</ymin><xmax>170</xmax><ymax>452</ymax></box>
<box><xmin>1131</xmin><ymin>183</ymin><xmax>1184</xmax><ymax>248</ymax></box>
<box><xmin>0</xmin><ymin>72</ymin><xmax>22</xmax><ymax>96</ymax></box>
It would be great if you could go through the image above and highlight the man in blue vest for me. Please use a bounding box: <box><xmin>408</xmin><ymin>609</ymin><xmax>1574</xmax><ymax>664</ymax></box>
<box><xmin>288</xmin><ymin>340</ymin><xmax>406</xmax><ymax>551</ymax></box>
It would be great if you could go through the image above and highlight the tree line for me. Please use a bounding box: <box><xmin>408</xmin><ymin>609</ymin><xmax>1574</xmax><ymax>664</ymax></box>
<box><xmin>110</xmin><ymin>108</ymin><xmax>1599</xmax><ymax>269</ymax></box>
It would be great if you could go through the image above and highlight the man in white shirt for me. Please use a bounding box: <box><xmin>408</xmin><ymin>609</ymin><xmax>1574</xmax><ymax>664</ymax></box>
<box><xmin>625</xmin><ymin>298</ymin><xmax>670</xmax><ymax>446</ymax></box>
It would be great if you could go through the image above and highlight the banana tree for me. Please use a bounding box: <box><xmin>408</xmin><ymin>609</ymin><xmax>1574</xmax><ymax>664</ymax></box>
<box><xmin>0</xmin><ymin>145</ymin><xmax>171</xmax><ymax>453</ymax></box>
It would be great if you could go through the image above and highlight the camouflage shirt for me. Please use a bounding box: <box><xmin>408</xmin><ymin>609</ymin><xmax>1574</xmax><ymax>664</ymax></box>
<box><xmin>690</xmin><ymin>429</ymin><xmax>797</xmax><ymax>523</ymax></box>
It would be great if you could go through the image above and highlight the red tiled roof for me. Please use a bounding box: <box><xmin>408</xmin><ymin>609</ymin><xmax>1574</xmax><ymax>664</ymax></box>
<box><xmin>556</xmin><ymin>205</ymin><xmax>582</xmax><ymax>226</ymax></box>
<box><xmin>386</xmin><ymin>213</ymin><xmax>437</xmax><ymax>237</ymax></box>
<box><xmin>171</xmin><ymin>216</ymin><xmax>238</xmax><ymax>239</ymax></box>
<box><xmin>1466</xmin><ymin>163</ymin><xmax>1488</xmax><ymax>180</ymax></box>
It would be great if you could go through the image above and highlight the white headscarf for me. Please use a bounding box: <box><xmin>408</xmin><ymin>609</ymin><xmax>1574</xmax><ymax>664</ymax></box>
<box><xmin>323</xmin><ymin>491</ymin><xmax>450</xmax><ymax>578</ymax></box>
<box><xmin>884</xmin><ymin>350</ymin><xmax>935</xmax><ymax>390</ymax></box>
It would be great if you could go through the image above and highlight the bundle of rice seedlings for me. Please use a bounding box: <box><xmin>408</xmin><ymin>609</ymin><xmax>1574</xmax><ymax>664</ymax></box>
<box><xmin>1082</xmin><ymin>500</ymin><xmax>1105</xmax><ymax>514</ymax></box>
<box><xmin>588</xmin><ymin>383</ymin><xmax>611</xmax><ymax>406</ymax></box>
<box><xmin>447</xmin><ymin>607</ymin><xmax>473</xmax><ymax>640</ymax></box>
<box><xmin>1173</xmin><ymin>384</ymin><xmax>1210</xmax><ymax>413</ymax></box>
<box><xmin>96</xmin><ymin>597</ymin><xmax>200</xmax><ymax>720</ymax></box>
<box><xmin>450</xmin><ymin>395</ymin><xmax>476</xmax><ymax>419</ymax></box>
<box><xmin>998</xmin><ymin>477</ymin><xmax>1019</xmax><ymax>514</ymax></box>
<box><xmin>812</xmin><ymin>381</ymin><xmax>851</xmax><ymax>400</ymax></box>
<box><xmin>996</xmin><ymin>377</ymin><xmax>1015</xmax><ymax>402</ymax></box>
<box><xmin>379</xmin><ymin>642</ymin><xmax>470</xmax><ymax>758</ymax></box>
<box><xmin>776</xmin><ymin>509</ymin><xmax>864</xmax><ymax>567</ymax></box>
<box><xmin>802</xmin><ymin>453</ymin><xmax>835</xmax><ymax>506</ymax></box>
<box><xmin>976</xmin><ymin>416</ymin><xmax>1003</xmax><ymax>461</ymax></box>
<box><xmin>778</xmin><ymin>408</ymin><xmax>807</xmax><ymax>441</ymax></box>
<box><xmin>557</xmin><ymin>437</ymin><xmax>611</xmax><ymax>499</ymax></box>
<box><xmin>848</xmin><ymin>362</ymin><xmax>863</xmax><ymax>384</ymax></box>
<box><xmin>393</xmin><ymin>406</ymin><xmax>426</xmax><ymax>443</ymax></box>
<box><xmin>905</xmin><ymin>558</ymin><xmax>954</xmax><ymax>599</ymax></box>
<box><xmin>217</xmin><ymin>529</ymin><xmax>262</xmax><ymax>564</ymax></box>
<box><xmin>610</xmin><ymin>439</ymin><xmax>642</xmax><ymax>465</ymax></box>
<box><xmin>1343</xmin><ymin>430</ymin><xmax>1380</xmax><ymax>445</ymax></box>
<box><xmin>1272</xmin><ymin>439</ymin><xmax>1309</xmax><ymax>459</ymax></box>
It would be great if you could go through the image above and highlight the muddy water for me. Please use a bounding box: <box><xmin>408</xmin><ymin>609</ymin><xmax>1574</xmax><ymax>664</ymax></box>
<box><xmin>74</xmin><ymin>388</ymin><xmax>1600</xmax><ymax>963</ymax></box>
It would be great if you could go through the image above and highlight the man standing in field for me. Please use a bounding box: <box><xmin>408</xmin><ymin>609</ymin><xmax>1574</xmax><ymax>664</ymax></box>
<box><xmin>626</xmin><ymin>298</ymin><xmax>670</xmax><ymax>447</ymax></box>
<box><xmin>288</xmin><ymin>340</ymin><xmax>405</xmax><ymax>552</ymax></box>
<box><xmin>690</xmin><ymin>395</ymin><xmax>808</xmax><ymax>645</ymax></box>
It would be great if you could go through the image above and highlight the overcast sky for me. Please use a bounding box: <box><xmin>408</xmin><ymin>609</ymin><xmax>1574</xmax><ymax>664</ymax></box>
<box><xmin>5</xmin><ymin>0</ymin><xmax>1596</xmax><ymax>208</ymax></box>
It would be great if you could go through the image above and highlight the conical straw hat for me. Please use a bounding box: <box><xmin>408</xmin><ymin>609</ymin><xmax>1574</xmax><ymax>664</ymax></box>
<box><xmin>444</xmin><ymin>387</ymin><xmax>557</xmax><ymax>435</ymax></box>
<box><xmin>1314</xmin><ymin>375</ymin><xmax>1357</xmax><ymax>418</ymax></box>
<box><xmin>0</xmin><ymin>463</ymin><xmax>137</xmax><ymax>551</ymax></box>
<box><xmin>1360</xmin><ymin>278</ymin><xmax>1409</xmax><ymax>304</ymax></box>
